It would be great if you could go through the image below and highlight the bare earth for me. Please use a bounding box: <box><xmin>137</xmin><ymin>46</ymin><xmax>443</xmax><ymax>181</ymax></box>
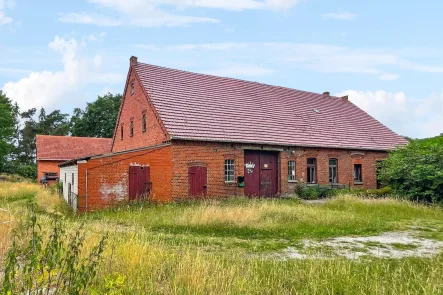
<box><xmin>283</xmin><ymin>230</ymin><xmax>443</xmax><ymax>259</ymax></box>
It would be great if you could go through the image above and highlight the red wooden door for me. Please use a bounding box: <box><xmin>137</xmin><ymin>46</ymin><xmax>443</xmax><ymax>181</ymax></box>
<box><xmin>188</xmin><ymin>166</ymin><xmax>207</xmax><ymax>197</ymax></box>
<box><xmin>259</xmin><ymin>151</ymin><xmax>278</xmax><ymax>196</ymax></box>
<box><xmin>244</xmin><ymin>150</ymin><xmax>260</xmax><ymax>196</ymax></box>
<box><xmin>244</xmin><ymin>150</ymin><xmax>278</xmax><ymax>197</ymax></box>
<box><xmin>129</xmin><ymin>165</ymin><xmax>151</xmax><ymax>200</ymax></box>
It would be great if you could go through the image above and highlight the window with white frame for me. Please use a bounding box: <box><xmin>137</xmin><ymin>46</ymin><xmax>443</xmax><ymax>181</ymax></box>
<box><xmin>329</xmin><ymin>158</ymin><xmax>338</xmax><ymax>183</ymax></box>
<box><xmin>307</xmin><ymin>158</ymin><xmax>317</xmax><ymax>183</ymax></box>
<box><xmin>130</xmin><ymin>82</ymin><xmax>134</xmax><ymax>95</ymax></box>
<box><xmin>288</xmin><ymin>160</ymin><xmax>296</xmax><ymax>181</ymax></box>
<box><xmin>224</xmin><ymin>159</ymin><xmax>235</xmax><ymax>182</ymax></box>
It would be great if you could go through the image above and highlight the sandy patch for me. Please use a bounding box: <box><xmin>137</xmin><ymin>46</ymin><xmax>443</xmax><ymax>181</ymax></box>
<box><xmin>283</xmin><ymin>231</ymin><xmax>443</xmax><ymax>259</ymax></box>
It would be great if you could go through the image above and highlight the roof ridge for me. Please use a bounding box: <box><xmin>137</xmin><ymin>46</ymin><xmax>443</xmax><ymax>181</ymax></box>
<box><xmin>135</xmin><ymin>62</ymin><xmax>345</xmax><ymax>100</ymax></box>
<box><xmin>36</xmin><ymin>134</ymin><xmax>112</xmax><ymax>140</ymax></box>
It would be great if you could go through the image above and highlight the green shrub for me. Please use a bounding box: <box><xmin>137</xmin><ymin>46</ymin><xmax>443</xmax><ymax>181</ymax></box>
<box><xmin>379</xmin><ymin>135</ymin><xmax>443</xmax><ymax>203</ymax></box>
<box><xmin>295</xmin><ymin>184</ymin><xmax>335</xmax><ymax>200</ymax></box>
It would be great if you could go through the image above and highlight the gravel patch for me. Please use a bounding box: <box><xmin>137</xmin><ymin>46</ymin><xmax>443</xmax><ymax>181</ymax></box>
<box><xmin>283</xmin><ymin>231</ymin><xmax>443</xmax><ymax>259</ymax></box>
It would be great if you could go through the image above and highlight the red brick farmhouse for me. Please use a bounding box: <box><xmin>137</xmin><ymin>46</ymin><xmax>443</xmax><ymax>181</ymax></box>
<box><xmin>59</xmin><ymin>56</ymin><xmax>408</xmax><ymax>212</ymax></box>
<box><xmin>36</xmin><ymin>135</ymin><xmax>112</xmax><ymax>184</ymax></box>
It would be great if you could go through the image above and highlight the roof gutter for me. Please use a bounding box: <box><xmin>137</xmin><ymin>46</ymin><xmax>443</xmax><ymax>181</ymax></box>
<box><xmin>170</xmin><ymin>136</ymin><xmax>401</xmax><ymax>152</ymax></box>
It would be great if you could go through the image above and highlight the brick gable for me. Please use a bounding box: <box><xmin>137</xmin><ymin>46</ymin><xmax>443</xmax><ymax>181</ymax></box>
<box><xmin>112</xmin><ymin>68</ymin><xmax>169</xmax><ymax>153</ymax></box>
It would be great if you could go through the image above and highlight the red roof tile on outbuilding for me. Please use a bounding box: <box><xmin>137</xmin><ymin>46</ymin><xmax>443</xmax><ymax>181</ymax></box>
<box><xmin>36</xmin><ymin>135</ymin><xmax>112</xmax><ymax>161</ymax></box>
<box><xmin>134</xmin><ymin>62</ymin><xmax>408</xmax><ymax>151</ymax></box>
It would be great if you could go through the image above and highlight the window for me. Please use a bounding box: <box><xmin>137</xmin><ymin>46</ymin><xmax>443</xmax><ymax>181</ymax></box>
<box><xmin>224</xmin><ymin>159</ymin><xmax>235</xmax><ymax>182</ymax></box>
<box><xmin>64</xmin><ymin>173</ymin><xmax>66</xmax><ymax>183</ymax></box>
<box><xmin>307</xmin><ymin>158</ymin><xmax>317</xmax><ymax>183</ymax></box>
<box><xmin>288</xmin><ymin>160</ymin><xmax>296</xmax><ymax>182</ymax></box>
<box><xmin>329</xmin><ymin>159</ymin><xmax>338</xmax><ymax>183</ymax></box>
<box><xmin>130</xmin><ymin>82</ymin><xmax>134</xmax><ymax>95</ymax></box>
<box><xmin>120</xmin><ymin>125</ymin><xmax>124</xmax><ymax>140</ymax></box>
<box><xmin>142</xmin><ymin>114</ymin><xmax>146</xmax><ymax>132</ymax></box>
<box><xmin>354</xmin><ymin>164</ymin><xmax>362</xmax><ymax>182</ymax></box>
<box><xmin>72</xmin><ymin>173</ymin><xmax>74</xmax><ymax>187</ymax></box>
<box><xmin>130</xmin><ymin>120</ymin><xmax>134</xmax><ymax>137</ymax></box>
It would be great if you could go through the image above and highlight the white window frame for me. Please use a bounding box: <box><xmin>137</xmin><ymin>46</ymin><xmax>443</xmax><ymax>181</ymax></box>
<box><xmin>224</xmin><ymin>159</ymin><xmax>235</xmax><ymax>182</ymax></box>
<box><xmin>288</xmin><ymin>160</ymin><xmax>296</xmax><ymax>182</ymax></box>
<box><xmin>329</xmin><ymin>158</ymin><xmax>338</xmax><ymax>184</ymax></box>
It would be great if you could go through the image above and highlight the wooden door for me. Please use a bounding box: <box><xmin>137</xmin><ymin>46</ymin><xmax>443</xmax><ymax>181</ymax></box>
<box><xmin>129</xmin><ymin>165</ymin><xmax>151</xmax><ymax>200</ymax></box>
<box><xmin>188</xmin><ymin>166</ymin><xmax>207</xmax><ymax>197</ymax></box>
<box><xmin>259</xmin><ymin>151</ymin><xmax>278</xmax><ymax>196</ymax></box>
<box><xmin>244</xmin><ymin>150</ymin><xmax>260</xmax><ymax>196</ymax></box>
<box><xmin>244</xmin><ymin>150</ymin><xmax>278</xmax><ymax>197</ymax></box>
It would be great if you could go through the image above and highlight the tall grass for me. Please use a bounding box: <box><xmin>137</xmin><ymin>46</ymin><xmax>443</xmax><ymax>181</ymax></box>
<box><xmin>2</xmin><ymin>182</ymin><xmax>443</xmax><ymax>294</ymax></box>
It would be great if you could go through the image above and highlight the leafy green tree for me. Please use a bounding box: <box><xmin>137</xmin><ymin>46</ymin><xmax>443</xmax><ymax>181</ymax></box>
<box><xmin>0</xmin><ymin>91</ymin><xmax>15</xmax><ymax>172</ymax></box>
<box><xmin>70</xmin><ymin>92</ymin><xmax>122</xmax><ymax>138</ymax></box>
<box><xmin>379</xmin><ymin>135</ymin><xmax>443</xmax><ymax>203</ymax></box>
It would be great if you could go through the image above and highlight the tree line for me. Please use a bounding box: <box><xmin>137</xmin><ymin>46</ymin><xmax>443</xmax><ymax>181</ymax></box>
<box><xmin>0</xmin><ymin>90</ymin><xmax>122</xmax><ymax>178</ymax></box>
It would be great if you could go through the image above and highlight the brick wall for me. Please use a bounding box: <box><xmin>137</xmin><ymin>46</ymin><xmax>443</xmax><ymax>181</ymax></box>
<box><xmin>76</xmin><ymin>144</ymin><xmax>172</xmax><ymax>212</ymax></box>
<box><xmin>37</xmin><ymin>160</ymin><xmax>64</xmax><ymax>183</ymax></box>
<box><xmin>111</xmin><ymin>68</ymin><xmax>168</xmax><ymax>153</ymax></box>
<box><xmin>171</xmin><ymin>140</ymin><xmax>388</xmax><ymax>199</ymax></box>
<box><xmin>172</xmin><ymin>141</ymin><xmax>245</xmax><ymax>198</ymax></box>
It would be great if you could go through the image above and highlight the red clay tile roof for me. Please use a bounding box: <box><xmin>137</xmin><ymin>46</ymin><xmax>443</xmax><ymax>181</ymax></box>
<box><xmin>134</xmin><ymin>62</ymin><xmax>408</xmax><ymax>151</ymax></box>
<box><xmin>36</xmin><ymin>135</ymin><xmax>112</xmax><ymax>161</ymax></box>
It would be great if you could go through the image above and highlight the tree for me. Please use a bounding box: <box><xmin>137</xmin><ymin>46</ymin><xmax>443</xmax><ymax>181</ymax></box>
<box><xmin>0</xmin><ymin>91</ymin><xmax>15</xmax><ymax>172</ymax></box>
<box><xmin>379</xmin><ymin>135</ymin><xmax>443</xmax><ymax>203</ymax></box>
<box><xmin>70</xmin><ymin>93</ymin><xmax>122</xmax><ymax>138</ymax></box>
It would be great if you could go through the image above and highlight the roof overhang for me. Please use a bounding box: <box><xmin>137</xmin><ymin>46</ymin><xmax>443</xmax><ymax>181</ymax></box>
<box><xmin>170</xmin><ymin>136</ymin><xmax>402</xmax><ymax>152</ymax></box>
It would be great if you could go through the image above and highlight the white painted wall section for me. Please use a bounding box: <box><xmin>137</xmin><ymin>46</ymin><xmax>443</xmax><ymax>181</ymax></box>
<box><xmin>60</xmin><ymin>165</ymin><xmax>78</xmax><ymax>212</ymax></box>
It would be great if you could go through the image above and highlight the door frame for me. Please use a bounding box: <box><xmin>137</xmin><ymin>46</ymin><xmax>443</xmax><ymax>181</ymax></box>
<box><xmin>188</xmin><ymin>165</ymin><xmax>208</xmax><ymax>197</ymax></box>
<box><xmin>244</xmin><ymin>150</ymin><xmax>280</xmax><ymax>197</ymax></box>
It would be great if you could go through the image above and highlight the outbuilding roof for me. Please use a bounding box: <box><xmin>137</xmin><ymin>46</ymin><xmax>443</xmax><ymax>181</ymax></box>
<box><xmin>134</xmin><ymin>61</ymin><xmax>408</xmax><ymax>151</ymax></box>
<box><xmin>36</xmin><ymin>135</ymin><xmax>112</xmax><ymax>161</ymax></box>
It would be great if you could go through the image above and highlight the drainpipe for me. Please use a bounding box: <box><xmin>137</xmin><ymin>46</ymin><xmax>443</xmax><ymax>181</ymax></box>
<box><xmin>85</xmin><ymin>169</ymin><xmax>88</xmax><ymax>212</ymax></box>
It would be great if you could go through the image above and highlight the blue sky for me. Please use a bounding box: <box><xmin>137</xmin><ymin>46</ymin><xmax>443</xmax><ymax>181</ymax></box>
<box><xmin>1</xmin><ymin>0</ymin><xmax>442</xmax><ymax>138</ymax></box>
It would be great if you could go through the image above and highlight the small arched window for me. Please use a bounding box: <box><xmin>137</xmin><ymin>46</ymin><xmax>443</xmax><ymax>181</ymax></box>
<box><xmin>142</xmin><ymin>113</ymin><xmax>146</xmax><ymax>132</ymax></box>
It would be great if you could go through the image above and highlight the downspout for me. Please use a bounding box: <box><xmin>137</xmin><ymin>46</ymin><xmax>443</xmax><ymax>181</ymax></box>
<box><xmin>85</xmin><ymin>169</ymin><xmax>88</xmax><ymax>212</ymax></box>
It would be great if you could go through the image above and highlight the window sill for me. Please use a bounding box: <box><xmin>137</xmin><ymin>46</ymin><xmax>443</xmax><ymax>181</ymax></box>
<box><xmin>306</xmin><ymin>183</ymin><xmax>318</xmax><ymax>186</ymax></box>
<box><xmin>288</xmin><ymin>180</ymin><xmax>298</xmax><ymax>183</ymax></box>
<box><xmin>354</xmin><ymin>181</ymin><xmax>364</xmax><ymax>185</ymax></box>
<box><xmin>224</xmin><ymin>181</ymin><xmax>237</xmax><ymax>184</ymax></box>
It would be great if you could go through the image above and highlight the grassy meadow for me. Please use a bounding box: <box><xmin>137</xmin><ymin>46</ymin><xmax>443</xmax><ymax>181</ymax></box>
<box><xmin>1</xmin><ymin>181</ymin><xmax>443</xmax><ymax>294</ymax></box>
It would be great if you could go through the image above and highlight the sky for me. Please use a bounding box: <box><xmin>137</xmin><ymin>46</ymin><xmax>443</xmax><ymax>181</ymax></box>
<box><xmin>1</xmin><ymin>0</ymin><xmax>442</xmax><ymax>139</ymax></box>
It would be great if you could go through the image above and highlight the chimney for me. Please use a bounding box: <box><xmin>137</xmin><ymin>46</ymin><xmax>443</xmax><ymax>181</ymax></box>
<box><xmin>323</xmin><ymin>91</ymin><xmax>330</xmax><ymax>96</ymax></box>
<box><xmin>341</xmin><ymin>95</ymin><xmax>349</xmax><ymax>101</ymax></box>
<box><xmin>130</xmin><ymin>56</ymin><xmax>138</xmax><ymax>66</ymax></box>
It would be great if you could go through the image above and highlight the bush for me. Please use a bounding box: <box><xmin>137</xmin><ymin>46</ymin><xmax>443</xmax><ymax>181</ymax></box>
<box><xmin>295</xmin><ymin>184</ymin><xmax>333</xmax><ymax>200</ymax></box>
<box><xmin>379</xmin><ymin>135</ymin><xmax>443</xmax><ymax>203</ymax></box>
<box><xmin>347</xmin><ymin>187</ymin><xmax>393</xmax><ymax>198</ymax></box>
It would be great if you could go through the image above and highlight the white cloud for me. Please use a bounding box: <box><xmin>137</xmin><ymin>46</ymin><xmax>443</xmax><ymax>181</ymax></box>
<box><xmin>2</xmin><ymin>35</ymin><xmax>123</xmax><ymax>111</ymax></box>
<box><xmin>336</xmin><ymin>90</ymin><xmax>443</xmax><ymax>138</ymax></box>
<box><xmin>321</xmin><ymin>12</ymin><xmax>357</xmax><ymax>20</ymax></box>
<box><xmin>378</xmin><ymin>73</ymin><xmax>400</xmax><ymax>81</ymax></box>
<box><xmin>264</xmin><ymin>43</ymin><xmax>443</xmax><ymax>80</ymax></box>
<box><xmin>135</xmin><ymin>42</ymin><xmax>443</xmax><ymax>80</ymax></box>
<box><xmin>0</xmin><ymin>0</ymin><xmax>14</xmax><ymax>25</ymax></box>
<box><xmin>59</xmin><ymin>12</ymin><xmax>121</xmax><ymax>27</ymax></box>
<box><xmin>168</xmin><ymin>42</ymin><xmax>247</xmax><ymax>51</ymax></box>
<box><xmin>61</xmin><ymin>0</ymin><xmax>301</xmax><ymax>27</ymax></box>
<box><xmin>201</xmin><ymin>64</ymin><xmax>275</xmax><ymax>77</ymax></box>
<box><xmin>0</xmin><ymin>11</ymin><xmax>12</xmax><ymax>25</ymax></box>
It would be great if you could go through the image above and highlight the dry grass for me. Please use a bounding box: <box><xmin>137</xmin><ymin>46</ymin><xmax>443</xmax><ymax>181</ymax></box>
<box><xmin>2</xmin><ymin>182</ymin><xmax>443</xmax><ymax>294</ymax></box>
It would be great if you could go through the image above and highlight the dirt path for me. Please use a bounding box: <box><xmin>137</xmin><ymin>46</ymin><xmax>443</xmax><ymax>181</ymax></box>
<box><xmin>282</xmin><ymin>230</ymin><xmax>443</xmax><ymax>259</ymax></box>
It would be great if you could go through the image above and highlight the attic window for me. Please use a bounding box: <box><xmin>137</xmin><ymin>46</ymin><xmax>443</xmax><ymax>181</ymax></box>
<box><xmin>313</xmin><ymin>108</ymin><xmax>320</xmax><ymax>113</ymax></box>
<box><xmin>131</xmin><ymin>82</ymin><xmax>134</xmax><ymax>95</ymax></box>
<box><xmin>120</xmin><ymin>125</ymin><xmax>124</xmax><ymax>140</ymax></box>
<box><xmin>142</xmin><ymin>113</ymin><xmax>146</xmax><ymax>132</ymax></box>
<box><xmin>130</xmin><ymin>120</ymin><xmax>134</xmax><ymax>137</ymax></box>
